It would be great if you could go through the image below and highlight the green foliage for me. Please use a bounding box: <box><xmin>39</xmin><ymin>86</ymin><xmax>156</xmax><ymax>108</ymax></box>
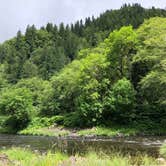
<box><xmin>19</xmin><ymin>116</ymin><xmax>68</xmax><ymax>136</ymax></box>
<box><xmin>0</xmin><ymin>148</ymin><xmax>157</xmax><ymax>166</ymax></box>
<box><xmin>132</xmin><ymin>17</ymin><xmax>166</xmax><ymax>87</ymax></box>
<box><xmin>0</xmin><ymin>4</ymin><xmax>165</xmax><ymax>82</ymax></box>
<box><xmin>31</xmin><ymin>46</ymin><xmax>69</xmax><ymax>79</ymax></box>
<box><xmin>138</xmin><ymin>59</ymin><xmax>166</xmax><ymax>106</ymax></box>
<box><xmin>49</xmin><ymin>50</ymin><xmax>109</xmax><ymax>126</ymax></box>
<box><xmin>15</xmin><ymin>77</ymin><xmax>52</xmax><ymax>108</ymax></box>
<box><xmin>0</xmin><ymin>6</ymin><xmax>165</xmax><ymax>133</ymax></box>
<box><xmin>41</xmin><ymin>18</ymin><xmax>165</xmax><ymax>129</ymax></box>
<box><xmin>4</xmin><ymin>45</ymin><xmax>25</xmax><ymax>83</ymax></box>
<box><xmin>0</xmin><ymin>88</ymin><xmax>33</xmax><ymax>131</ymax></box>
<box><xmin>50</xmin><ymin>51</ymin><xmax>109</xmax><ymax>116</ymax></box>
<box><xmin>25</xmin><ymin>116</ymin><xmax>64</xmax><ymax>129</ymax></box>
<box><xmin>3</xmin><ymin>147</ymin><xmax>37</xmax><ymax>162</ymax></box>
<box><xmin>105</xmin><ymin>26</ymin><xmax>137</xmax><ymax>80</ymax></box>
<box><xmin>139</xmin><ymin>71</ymin><xmax>166</xmax><ymax>105</ymax></box>
<box><xmin>22</xmin><ymin>60</ymin><xmax>38</xmax><ymax>78</ymax></box>
<box><xmin>1</xmin><ymin>148</ymin><xmax>68</xmax><ymax>166</ymax></box>
<box><xmin>0</xmin><ymin>64</ymin><xmax>8</xmax><ymax>90</ymax></box>
<box><xmin>63</xmin><ymin>112</ymin><xmax>86</xmax><ymax>127</ymax></box>
<box><xmin>160</xmin><ymin>144</ymin><xmax>166</xmax><ymax>158</ymax></box>
<box><xmin>134</xmin><ymin>103</ymin><xmax>166</xmax><ymax>132</ymax></box>
<box><xmin>78</xmin><ymin>126</ymin><xmax>138</xmax><ymax>137</ymax></box>
<box><xmin>129</xmin><ymin>17</ymin><xmax>166</xmax><ymax>131</ymax></box>
<box><xmin>104</xmin><ymin>78</ymin><xmax>136</xmax><ymax>124</ymax></box>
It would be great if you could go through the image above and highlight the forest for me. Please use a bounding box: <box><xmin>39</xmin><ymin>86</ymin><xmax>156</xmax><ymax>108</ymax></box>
<box><xmin>0</xmin><ymin>3</ymin><xmax>165</xmax><ymax>135</ymax></box>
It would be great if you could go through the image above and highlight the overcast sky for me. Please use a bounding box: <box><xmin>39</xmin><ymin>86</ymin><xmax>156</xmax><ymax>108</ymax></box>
<box><xmin>0</xmin><ymin>0</ymin><xmax>166</xmax><ymax>43</ymax></box>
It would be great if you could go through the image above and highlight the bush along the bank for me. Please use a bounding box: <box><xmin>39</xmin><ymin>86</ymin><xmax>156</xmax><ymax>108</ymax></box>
<box><xmin>0</xmin><ymin>88</ymin><xmax>33</xmax><ymax>132</ymax></box>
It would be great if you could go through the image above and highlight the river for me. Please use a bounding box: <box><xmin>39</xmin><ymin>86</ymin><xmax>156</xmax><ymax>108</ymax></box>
<box><xmin>0</xmin><ymin>134</ymin><xmax>165</xmax><ymax>157</ymax></box>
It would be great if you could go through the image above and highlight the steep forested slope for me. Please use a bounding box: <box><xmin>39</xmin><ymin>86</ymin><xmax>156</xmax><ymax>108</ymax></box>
<box><xmin>0</xmin><ymin>4</ymin><xmax>166</xmax><ymax>83</ymax></box>
<box><xmin>0</xmin><ymin>4</ymin><xmax>165</xmax><ymax>134</ymax></box>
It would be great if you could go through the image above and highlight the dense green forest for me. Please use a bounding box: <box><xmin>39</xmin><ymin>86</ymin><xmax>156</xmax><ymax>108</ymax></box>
<box><xmin>0</xmin><ymin>4</ymin><xmax>165</xmax><ymax>133</ymax></box>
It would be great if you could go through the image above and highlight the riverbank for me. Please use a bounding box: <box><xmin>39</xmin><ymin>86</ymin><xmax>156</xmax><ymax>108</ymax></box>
<box><xmin>1</xmin><ymin>114</ymin><xmax>165</xmax><ymax>138</ymax></box>
<box><xmin>0</xmin><ymin>147</ymin><xmax>162</xmax><ymax>166</ymax></box>
<box><xmin>18</xmin><ymin>124</ymin><xmax>166</xmax><ymax>138</ymax></box>
<box><xmin>19</xmin><ymin>125</ymin><xmax>139</xmax><ymax>137</ymax></box>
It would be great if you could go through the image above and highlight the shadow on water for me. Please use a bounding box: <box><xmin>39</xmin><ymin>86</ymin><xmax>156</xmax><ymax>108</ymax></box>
<box><xmin>0</xmin><ymin>134</ymin><xmax>165</xmax><ymax>157</ymax></box>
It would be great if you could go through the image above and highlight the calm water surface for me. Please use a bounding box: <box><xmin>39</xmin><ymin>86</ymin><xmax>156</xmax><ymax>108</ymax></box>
<box><xmin>0</xmin><ymin>134</ymin><xmax>165</xmax><ymax>157</ymax></box>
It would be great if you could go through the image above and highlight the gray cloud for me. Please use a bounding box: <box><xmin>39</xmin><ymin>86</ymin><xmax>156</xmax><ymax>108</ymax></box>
<box><xmin>0</xmin><ymin>0</ymin><xmax>166</xmax><ymax>42</ymax></box>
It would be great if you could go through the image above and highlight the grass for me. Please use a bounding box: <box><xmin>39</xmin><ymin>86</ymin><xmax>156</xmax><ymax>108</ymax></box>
<box><xmin>19</xmin><ymin>118</ymin><xmax>139</xmax><ymax>137</ymax></box>
<box><xmin>16</xmin><ymin>116</ymin><xmax>166</xmax><ymax>137</ymax></box>
<box><xmin>80</xmin><ymin>152</ymin><xmax>157</xmax><ymax>166</ymax></box>
<box><xmin>19</xmin><ymin>126</ymin><xmax>139</xmax><ymax>137</ymax></box>
<box><xmin>0</xmin><ymin>147</ymin><xmax>68</xmax><ymax>166</ymax></box>
<box><xmin>19</xmin><ymin>116</ymin><xmax>70</xmax><ymax>136</ymax></box>
<box><xmin>20</xmin><ymin>125</ymin><xmax>138</xmax><ymax>137</ymax></box>
<box><xmin>66</xmin><ymin>153</ymin><xmax>130</xmax><ymax>166</ymax></box>
<box><xmin>0</xmin><ymin>147</ymin><xmax>158</xmax><ymax>166</ymax></box>
<box><xmin>77</xmin><ymin>126</ymin><xmax>138</xmax><ymax>137</ymax></box>
<box><xmin>21</xmin><ymin>124</ymin><xmax>166</xmax><ymax>138</ymax></box>
<box><xmin>19</xmin><ymin>127</ymin><xmax>70</xmax><ymax>137</ymax></box>
<box><xmin>16</xmin><ymin>124</ymin><xmax>166</xmax><ymax>138</ymax></box>
<box><xmin>160</xmin><ymin>144</ymin><xmax>166</xmax><ymax>158</ymax></box>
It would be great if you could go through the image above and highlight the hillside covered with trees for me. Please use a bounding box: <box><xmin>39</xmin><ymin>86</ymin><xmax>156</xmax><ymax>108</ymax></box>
<box><xmin>0</xmin><ymin>4</ymin><xmax>165</xmax><ymax>134</ymax></box>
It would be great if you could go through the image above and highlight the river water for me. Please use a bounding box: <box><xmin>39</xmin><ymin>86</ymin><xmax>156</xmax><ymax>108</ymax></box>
<box><xmin>0</xmin><ymin>134</ymin><xmax>165</xmax><ymax>157</ymax></box>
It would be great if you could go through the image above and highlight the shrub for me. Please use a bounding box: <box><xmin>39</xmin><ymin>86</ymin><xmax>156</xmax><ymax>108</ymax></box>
<box><xmin>135</xmin><ymin>103</ymin><xmax>166</xmax><ymax>130</ymax></box>
<box><xmin>103</xmin><ymin>78</ymin><xmax>136</xmax><ymax>124</ymax></box>
<box><xmin>139</xmin><ymin>70</ymin><xmax>166</xmax><ymax>105</ymax></box>
<box><xmin>63</xmin><ymin>112</ymin><xmax>86</xmax><ymax>128</ymax></box>
<box><xmin>76</xmin><ymin>95</ymin><xmax>104</xmax><ymax>126</ymax></box>
<box><xmin>15</xmin><ymin>77</ymin><xmax>52</xmax><ymax>107</ymax></box>
<box><xmin>23</xmin><ymin>116</ymin><xmax>65</xmax><ymax>130</ymax></box>
<box><xmin>0</xmin><ymin>88</ymin><xmax>33</xmax><ymax>131</ymax></box>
